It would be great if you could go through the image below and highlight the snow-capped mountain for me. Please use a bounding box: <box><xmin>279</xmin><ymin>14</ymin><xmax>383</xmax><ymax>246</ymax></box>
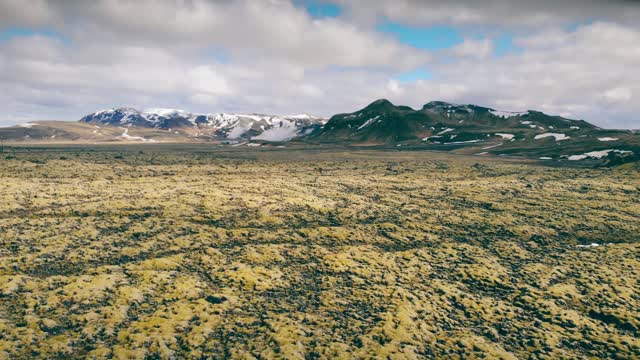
<box><xmin>80</xmin><ymin>108</ymin><xmax>327</xmax><ymax>141</ymax></box>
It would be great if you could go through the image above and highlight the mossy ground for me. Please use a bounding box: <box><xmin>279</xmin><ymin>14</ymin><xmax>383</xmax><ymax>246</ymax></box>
<box><xmin>0</xmin><ymin>146</ymin><xmax>639</xmax><ymax>359</ymax></box>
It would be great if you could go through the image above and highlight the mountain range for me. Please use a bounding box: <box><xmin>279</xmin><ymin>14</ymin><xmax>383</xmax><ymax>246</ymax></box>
<box><xmin>1</xmin><ymin>100</ymin><xmax>638</xmax><ymax>164</ymax></box>
<box><xmin>311</xmin><ymin>99</ymin><xmax>638</xmax><ymax>164</ymax></box>
<box><xmin>80</xmin><ymin>108</ymin><xmax>326</xmax><ymax>141</ymax></box>
<box><xmin>315</xmin><ymin>99</ymin><xmax>597</xmax><ymax>143</ymax></box>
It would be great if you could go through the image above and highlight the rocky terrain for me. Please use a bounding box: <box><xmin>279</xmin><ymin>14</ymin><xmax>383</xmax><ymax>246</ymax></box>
<box><xmin>0</xmin><ymin>146</ymin><xmax>638</xmax><ymax>358</ymax></box>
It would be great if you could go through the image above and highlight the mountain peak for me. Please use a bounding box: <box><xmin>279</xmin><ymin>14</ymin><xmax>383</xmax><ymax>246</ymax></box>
<box><xmin>369</xmin><ymin>99</ymin><xmax>394</xmax><ymax>106</ymax></box>
<box><xmin>423</xmin><ymin>101</ymin><xmax>456</xmax><ymax>109</ymax></box>
<box><xmin>93</xmin><ymin>107</ymin><xmax>138</xmax><ymax>114</ymax></box>
<box><xmin>422</xmin><ymin>101</ymin><xmax>498</xmax><ymax>116</ymax></box>
<box><xmin>361</xmin><ymin>99</ymin><xmax>398</xmax><ymax>112</ymax></box>
<box><xmin>371</xmin><ymin>98</ymin><xmax>393</xmax><ymax>105</ymax></box>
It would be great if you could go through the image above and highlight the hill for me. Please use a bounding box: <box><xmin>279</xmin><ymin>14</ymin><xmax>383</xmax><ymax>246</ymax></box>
<box><xmin>0</xmin><ymin>121</ymin><xmax>193</xmax><ymax>144</ymax></box>
<box><xmin>311</xmin><ymin>99</ymin><xmax>639</xmax><ymax>164</ymax></box>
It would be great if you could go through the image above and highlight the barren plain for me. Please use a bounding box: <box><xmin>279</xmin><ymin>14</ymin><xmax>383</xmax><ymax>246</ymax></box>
<box><xmin>0</xmin><ymin>145</ymin><xmax>638</xmax><ymax>359</ymax></box>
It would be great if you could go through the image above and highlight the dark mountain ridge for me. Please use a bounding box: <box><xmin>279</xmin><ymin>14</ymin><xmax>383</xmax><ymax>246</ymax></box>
<box><xmin>315</xmin><ymin>99</ymin><xmax>598</xmax><ymax>143</ymax></box>
<box><xmin>310</xmin><ymin>99</ymin><xmax>638</xmax><ymax>164</ymax></box>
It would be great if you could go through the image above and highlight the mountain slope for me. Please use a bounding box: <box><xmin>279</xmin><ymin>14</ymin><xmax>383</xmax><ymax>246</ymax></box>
<box><xmin>2</xmin><ymin>101</ymin><xmax>637</xmax><ymax>165</ymax></box>
<box><xmin>311</xmin><ymin>99</ymin><xmax>638</xmax><ymax>164</ymax></box>
<box><xmin>0</xmin><ymin>121</ymin><xmax>195</xmax><ymax>143</ymax></box>
<box><xmin>313</xmin><ymin>99</ymin><xmax>421</xmax><ymax>143</ymax></box>
<box><xmin>80</xmin><ymin>108</ymin><xmax>326</xmax><ymax>141</ymax></box>
<box><xmin>315</xmin><ymin>99</ymin><xmax>597</xmax><ymax>143</ymax></box>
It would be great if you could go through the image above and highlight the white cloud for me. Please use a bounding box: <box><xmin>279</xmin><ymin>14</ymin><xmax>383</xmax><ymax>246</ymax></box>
<box><xmin>0</xmin><ymin>1</ymin><xmax>638</xmax><ymax>129</ymax></box>
<box><xmin>0</xmin><ymin>0</ymin><xmax>54</xmax><ymax>28</ymax></box>
<box><xmin>337</xmin><ymin>0</ymin><xmax>640</xmax><ymax>28</ymax></box>
<box><xmin>187</xmin><ymin>66</ymin><xmax>233</xmax><ymax>96</ymax></box>
<box><xmin>0</xmin><ymin>0</ymin><xmax>429</xmax><ymax>70</ymax></box>
<box><xmin>388</xmin><ymin>22</ymin><xmax>640</xmax><ymax>128</ymax></box>
<box><xmin>604</xmin><ymin>87</ymin><xmax>632</xmax><ymax>102</ymax></box>
<box><xmin>387</xmin><ymin>80</ymin><xmax>401</xmax><ymax>94</ymax></box>
<box><xmin>450</xmin><ymin>38</ymin><xmax>494</xmax><ymax>59</ymax></box>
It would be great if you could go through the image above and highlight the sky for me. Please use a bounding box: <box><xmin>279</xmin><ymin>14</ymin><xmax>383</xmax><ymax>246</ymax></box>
<box><xmin>0</xmin><ymin>0</ymin><xmax>639</xmax><ymax>128</ymax></box>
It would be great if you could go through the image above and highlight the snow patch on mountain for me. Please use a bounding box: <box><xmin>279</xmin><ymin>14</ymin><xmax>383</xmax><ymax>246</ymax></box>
<box><xmin>482</xmin><ymin>143</ymin><xmax>503</xmax><ymax>149</ymax></box>
<box><xmin>253</xmin><ymin>126</ymin><xmax>299</xmax><ymax>141</ymax></box>
<box><xmin>449</xmin><ymin>140</ymin><xmax>482</xmax><ymax>144</ymax></box>
<box><xmin>495</xmin><ymin>133</ymin><xmax>515</xmax><ymax>140</ymax></box>
<box><xmin>534</xmin><ymin>133</ymin><xmax>570</xmax><ymax>141</ymax></box>
<box><xmin>118</xmin><ymin>127</ymin><xmax>157</xmax><ymax>142</ymax></box>
<box><xmin>490</xmin><ymin>110</ymin><xmax>528</xmax><ymax>118</ymax></box>
<box><xmin>227</xmin><ymin>121</ymin><xmax>253</xmax><ymax>139</ymax></box>
<box><xmin>567</xmin><ymin>149</ymin><xmax>632</xmax><ymax>160</ymax></box>
<box><xmin>357</xmin><ymin>116</ymin><xmax>380</xmax><ymax>130</ymax></box>
<box><xmin>437</xmin><ymin>128</ymin><xmax>455</xmax><ymax>135</ymax></box>
<box><xmin>252</xmin><ymin>120</ymin><xmax>300</xmax><ymax>141</ymax></box>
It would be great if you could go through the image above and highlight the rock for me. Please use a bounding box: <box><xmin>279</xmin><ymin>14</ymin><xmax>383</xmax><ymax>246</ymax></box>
<box><xmin>205</xmin><ymin>295</ymin><xmax>227</xmax><ymax>304</ymax></box>
<box><xmin>39</xmin><ymin>319</ymin><xmax>62</xmax><ymax>334</ymax></box>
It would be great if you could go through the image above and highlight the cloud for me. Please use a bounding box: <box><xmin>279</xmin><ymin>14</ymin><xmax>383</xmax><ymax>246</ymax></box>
<box><xmin>337</xmin><ymin>0</ymin><xmax>640</xmax><ymax>28</ymax></box>
<box><xmin>0</xmin><ymin>1</ymin><xmax>638</xmax><ymax>129</ymax></box>
<box><xmin>393</xmin><ymin>21</ymin><xmax>640</xmax><ymax>128</ymax></box>
<box><xmin>0</xmin><ymin>0</ymin><xmax>428</xmax><ymax>121</ymax></box>
<box><xmin>0</xmin><ymin>32</ymin><xmax>393</xmax><ymax>118</ymax></box>
<box><xmin>0</xmin><ymin>0</ymin><xmax>429</xmax><ymax>70</ymax></box>
<box><xmin>450</xmin><ymin>38</ymin><xmax>493</xmax><ymax>59</ymax></box>
<box><xmin>604</xmin><ymin>87</ymin><xmax>632</xmax><ymax>102</ymax></box>
<box><xmin>0</xmin><ymin>0</ymin><xmax>54</xmax><ymax>28</ymax></box>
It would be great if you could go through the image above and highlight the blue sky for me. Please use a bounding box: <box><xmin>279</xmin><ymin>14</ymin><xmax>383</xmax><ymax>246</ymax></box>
<box><xmin>303</xmin><ymin>0</ymin><xmax>342</xmax><ymax>18</ymax></box>
<box><xmin>0</xmin><ymin>27</ymin><xmax>66</xmax><ymax>42</ymax></box>
<box><xmin>377</xmin><ymin>22</ymin><xmax>464</xmax><ymax>51</ymax></box>
<box><xmin>494</xmin><ymin>35</ymin><xmax>519</xmax><ymax>56</ymax></box>
<box><xmin>0</xmin><ymin>13</ymin><xmax>517</xmax><ymax>64</ymax></box>
<box><xmin>298</xmin><ymin>1</ymin><xmax>521</xmax><ymax>83</ymax></box>
<box><xmin>301</xmin><ymin>1</ymin><xmax>522</xmax><ymax>55</ymax></box>
<box><xmin>395</xmin><ymin>69</ymin><xmax>433</xmax><ymax>83</ymax></box>
<box><xmin>300</xmin><ymin>1</ymin><xmax>517</xmax><ymax>55</ymax></box>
